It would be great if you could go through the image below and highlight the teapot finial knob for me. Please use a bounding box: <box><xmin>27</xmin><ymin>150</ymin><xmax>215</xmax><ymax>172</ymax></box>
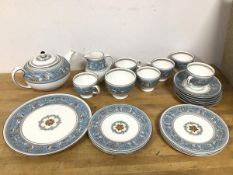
<box><xmin>40</xmin><ymin>51</ymin><xmax>46</xmax><ymax>58</ymax></box>
<box><xmin>37</xmin><ymin>51</ymin><xmax>50</xmax><ymax>61</ymax></box>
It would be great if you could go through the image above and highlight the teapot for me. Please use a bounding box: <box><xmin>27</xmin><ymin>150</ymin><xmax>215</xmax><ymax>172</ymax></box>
<box><xmin>11</xmin><ymin>50</ymin><xmax>76</xmax><ymax>91</ymax></box>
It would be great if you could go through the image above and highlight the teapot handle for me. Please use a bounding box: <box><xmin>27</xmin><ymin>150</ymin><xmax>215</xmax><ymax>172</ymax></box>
<box><xmin>12</xmin><ymin>67</ymin><xmax>31</xmax><ymax>89</ymax></box>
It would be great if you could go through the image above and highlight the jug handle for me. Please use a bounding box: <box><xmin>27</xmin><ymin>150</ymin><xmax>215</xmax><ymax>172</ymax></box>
<box><xmin>105</xmin><ymin>55</ymin><xmax>114</xmax><ymax>64</ymax></box>
<box><xmin>12</xmin><ymin>67</ymin><xmax>31</xmax><ymax>89</ymax></box>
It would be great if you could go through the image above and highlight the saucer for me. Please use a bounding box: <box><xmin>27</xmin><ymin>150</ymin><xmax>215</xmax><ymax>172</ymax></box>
<box><xmin>3</xmin><ymin>94</ymin><xmax>91</xmax><ymax>156</ymax></box>
<box><xmin>175</xmin><ymin>87</ymin><xmax>222</xmax><ymax>101</ymax></box>
<box><xmin>85</xmin><ymin>56</ymin><xmax>113</xmax><ymax>82</ymax></box>
<box><xmin>88</xmin><ymin>104</ymin><xmax>152</xmax><ymax>154</ymax></box>
<box><xmin>160</xmin><ymin>104</ymin><xmax>229</xmax><ymax>156</ymax></box>
<box><xmin>175</xmin><ymin>91</ymin><xmax>222</xmax><ymax>107</ymax></box>
<box><xmin>174</xmin><ymin>70</ymin><xmax>222</xmax><ymax>98</ymax></box>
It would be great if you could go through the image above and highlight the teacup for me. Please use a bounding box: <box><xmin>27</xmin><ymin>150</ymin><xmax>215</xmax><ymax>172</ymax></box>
<box><xmin>150</xmin><ymin>58</ymin><xmax>175</xmax><ymax>82</ymax></box>
<box><xmin>73</xmin><ymin>72</ymin><xmax>100</xmax><ymax>99</ymax></box>
<box><xmin>168</xmin><ymin>51</ymin><xmax>194</xmax><ymax>70</ymax></box>
<box><xmin>136</xmin><ymin>66</ymin><xmax>161</xmax><ymax>92</ymax></box>
<box><xmin>84</xmin><ymin>51</ymin><xmax>113</xmax><ymax>71</ymax></box>
<box><xmin>186</xmin><ymin>62</ymin><xmax>215</xmax><ymax>90</ymax></box>
<box><xmin>114</xmin><ymin>57</ymin><xmax>141</xmax><ymax>71</ymax></box>
<box><xmin>105</xmin><ymin>68</ymin><xmax>136</xmax><ymax>99</ymax></box>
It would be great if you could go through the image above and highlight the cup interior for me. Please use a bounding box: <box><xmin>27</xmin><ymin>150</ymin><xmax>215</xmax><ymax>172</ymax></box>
<box><xmin>187</xmin><ymin>62</ymin><xmax>215</xmax><ymax>77</ymax></box>
<box><xmin>73</xmin><ymin>73</ymin><xmax>97</xmax><ymax>86</ymax></box>
<box><xmin>171</xmin><ymin>52</ymin><xmax>194</xmax><ymax>63</ymax></box>
<box><xmin>105</xmin><ymin>69</ymin><xmax>136</xmax><ymax>86</ymax></box>
<box><xmin>115</xmin><ymin>58</ymin><xmax>137</xmax><ymax>69</ymax></box>
<box><xmin>87</xmin><ymin>51</ymin><xmax>104</xmax><ymax>59</ymax></box>
<box><xmin>137</xmin><ymin>67</ymin><xmax>160</xmax><ymax>79</ymax></box>
<box><xmin>152</xmin><ymin>59</ymin><xmax>174</xmax><ymax>70</ymax></box>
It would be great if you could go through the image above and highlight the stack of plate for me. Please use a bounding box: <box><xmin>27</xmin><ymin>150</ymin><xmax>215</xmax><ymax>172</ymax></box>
<box><xmin>174</xmin><ymin>70</ymin><xmax>222</xmax><ymax>107</ymax></box>
<box><xmin>88</xmin><ymin>104</ymin><xmax>152</xmax><ymax>154</ymax></box>
<box><xmin>160</xmin><ymin>104</ymin><xmax>229</xmax><ymax>156</ymax></box>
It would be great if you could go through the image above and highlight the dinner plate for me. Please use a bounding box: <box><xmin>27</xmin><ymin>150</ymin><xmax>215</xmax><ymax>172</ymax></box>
<box><xmin>3</xmin><ymin>93</ymin><xmax>91</xmax><ymax>156</ymax></box>
<box><xmin>88</xmin><ymin>104</ymin><xmax>152</xmax><ymax>154</ymax></box>
<box><xmin>160</xmin><ymin>104</ymin><xmax>229</xmax><ymax>156</ymax></box>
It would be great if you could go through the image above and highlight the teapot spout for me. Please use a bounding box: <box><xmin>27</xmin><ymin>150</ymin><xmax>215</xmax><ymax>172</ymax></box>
<box><xmin>64</xmin><ymin>50</ymin><xmax>76</xmax><ymax>63</ymax></box>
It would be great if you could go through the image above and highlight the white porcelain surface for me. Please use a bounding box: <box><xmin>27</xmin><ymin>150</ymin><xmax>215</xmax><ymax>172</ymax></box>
<box><xmin>73</xmin><ymin>73</ymin><xmax>97</xmax><ymax>86</ymax></box>
<box><xmin>101</xmin><ymin>113</ymin><xmax>139</xmax><ymax>142</ymax></box>
<box><xmin>11</xmin><ymin>50</ymin><xmax>76</xmax><ymax>91</ymax></box>
<box><xmin>173</xmin><ymin>114</ymin><xmax>214</xmax><ymax>143</ymax></box>
<box><xmin>172</xmin><ymin>53</ymin><xmax>194</xmax><ymax>62</ymax></box>
<box><xmin>22</xmin><ymin>104</ymin><xmax>77</xmax><ymax>144</ymax></box>
<box><xmin>114</xmin><ymin>58</ymin><xmax>137</xmax><ymax>70</ymax></box>
<box><xmin>137</xmin><ymin>68</ymin><xmax>160</xmax><ymax>79</ymax></box>
<box><xmin>182</xmin><ymin>79</ymin><xmax>211</xmax><ymax>94</ymax></box>
<box><xmin>141</xmin><ymin>87</ymin><xmax>154</xmax><ymax>92</ymax></box>
<box><xmin>174</xmin><ymin>70</ymin><xmax>222</xmax><ymax>107</ymax></box>
<box><xmin>88</xmin><ymin>104</ymin><xmax>152</xmax><ymax>154</ymax></box>
<box><xmin>160</xmin><ymin>104</ymin><xmax>229</xmax><ymax>156</ymax></box>
<box><xmin>113</xmin><ymin>94</ymin><xmax>128</xmax><ymax>99</ymax></box>
<box><xmin>85</xmin><ymin>51</ymin><xmax>104</xmax><ymax>60</ymax></box>
<box><xmin>30</xmin><ymin>54</ymin><xmax>58</xmax><ymax>67</ymax></box>
<box><xmin>73</xmin><ymin>72</ymin><xmax>100</xmax><ymax>99</ymax></box>
<box><xmin>105</xmin><ymin>69</ymin><xmax>136</xmax><ymax>86</ymax></box>
<box><xmin>187</xmin><ymin>62</ymin><xmax>215</xmax><ymax>77</ymax></box>
<box><xmin>27</xmin><ymin>73</ymin><xmax>70</xmax><ymax>91</ymax></box>
<box><xmin>152</xmin><ymin>59</ymin><xmax>174</xmax><ymax>70</ymax></box>
<box><xmin>3</xmin><ymin>93</ymin><xmax>91</xmax><ymax>156</ymax></box>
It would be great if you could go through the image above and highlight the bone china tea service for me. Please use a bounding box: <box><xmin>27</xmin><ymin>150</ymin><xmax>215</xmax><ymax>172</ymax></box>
<box><xmin>84</xmin><ymin>51</ymin><xmax>114</xmax><ymax>82</ymax></box>
<box><xmin>11</xmin><ymin>50</ymin><xmax>76</xmax><ymax>91</ymax></box>
<box><xmin>114</xmin><ymin>57</ymin><xmax>141</xmax><ymax>71</ymax></box>
<box><xmin>174</xmin><ymin>69</ymin><xmax>222</xmax><ymax>107</ymax></box>
<box><xmin>136</xmin><ymin>66</ymin><xmax>161</xmax><ymax>92</ymax></box>
<box><xmin>186</xmin><ymin>62</ymin><xmax>215</xmax><ymax>90</ymax></box>
<box><xmin>4</xmin><ymin>49</ymin><xmax>229</xmax><ymax>157</ymax></box>
<box><xmin>105</xmin><ymin>68</ymin><xmax>136</xmax><ymax>99</ymax></box>
<box><xmin>150</xmin><ymin>58</ymin><xmax>175</xmax><ymax>82</ymax></box>
<box><xmin>73</xmin><ymin>72</ymin><xmax>100</xmax><ymax>99</ymax></box>
<box><xmin>168</xmin><ymin>51</ymin><xmax>195</xmax><ymax>70</ymax></box>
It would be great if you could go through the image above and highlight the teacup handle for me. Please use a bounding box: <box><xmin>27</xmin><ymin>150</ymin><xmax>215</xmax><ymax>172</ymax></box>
<box><xmin>105</xmin><ymin>55</ymin><xmax>114</xmax><ymax>64</ymax></box>
<box><xmin>186</xmin><ymin>76</ymin><xmax>193</xmax><ymax>87</ymax></box>
<box><xmin>146</xmin><ymin>61</ymin><xmax>152</xmax><ymax>66</ymax></box>
<box><xmin>12</xmin><ymin>67</ymin><xmax>31</xmax><ymax>89</ymax></box>
<box><xmin>137</xmin><ymin>61</ymin><xmax>142</xmax><ymax>68</ymax></box>
<box><xmin>93</xmin><ymin>85</ymin><xmax>100</xmax><ymax>95</ymax></box>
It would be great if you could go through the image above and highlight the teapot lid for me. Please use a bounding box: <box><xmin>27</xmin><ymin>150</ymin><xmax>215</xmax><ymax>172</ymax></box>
<box><xmin>28</xmin><ymin>51</ymin><xmax>60</xmax><ymax>68</ymax></box>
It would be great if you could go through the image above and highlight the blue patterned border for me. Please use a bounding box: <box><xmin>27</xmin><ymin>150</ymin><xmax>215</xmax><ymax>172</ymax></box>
<box><xmin>88</xmin><ymin>104</ymin><xmax>152</xmax><ymax>154</ymax></box>
<box><xmin>23</xmin><ymin>57</ymin><xmax>70</xmax><ymax>84</ymax></box>
<box><xmin>3</xmin><ymin>94</ymin><xmax>91</xmax><ymax>156</ymax></box>
<box><xmin>160</xmin><ymin>104</ymin><xmax>229</xmax><ymax>155</ymax></box>
<box><xmin>174</xmin><ymin>70</ymin><xmax>222</xmax><ymax>98</ymax></box>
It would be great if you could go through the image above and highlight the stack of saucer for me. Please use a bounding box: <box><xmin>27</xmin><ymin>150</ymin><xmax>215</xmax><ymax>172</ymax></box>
<box><xmin>160</xmin><ymin>104</ymin><xmax>229</xmax><ymax>156</ymax></box>
<box><xmin>174</xmin><ymin>70</ymin><xmax>222</xmax><ymax>107</ymax></box>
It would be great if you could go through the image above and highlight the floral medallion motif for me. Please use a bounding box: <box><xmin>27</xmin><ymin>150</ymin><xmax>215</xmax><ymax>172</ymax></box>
<box><xmin>39</xmin><ymin>115</ymin><xmax>61</xmax><ymax>131</ymax></box>
<box><xmin>184</xmin><ymin>122</ymin><xmax>203</xmax><ymax>135</ymax></box>
<box><xmin>111</xmin><ymin>121</ymin><xmax>129</xmax><ymax>134</ymax></box>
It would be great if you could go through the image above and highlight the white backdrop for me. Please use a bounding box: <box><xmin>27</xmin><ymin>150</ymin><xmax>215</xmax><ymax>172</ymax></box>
<box><xmin>0</xmin><ymin>0</ymin><xmax>232</xmax><ymax>72</ymax></box>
